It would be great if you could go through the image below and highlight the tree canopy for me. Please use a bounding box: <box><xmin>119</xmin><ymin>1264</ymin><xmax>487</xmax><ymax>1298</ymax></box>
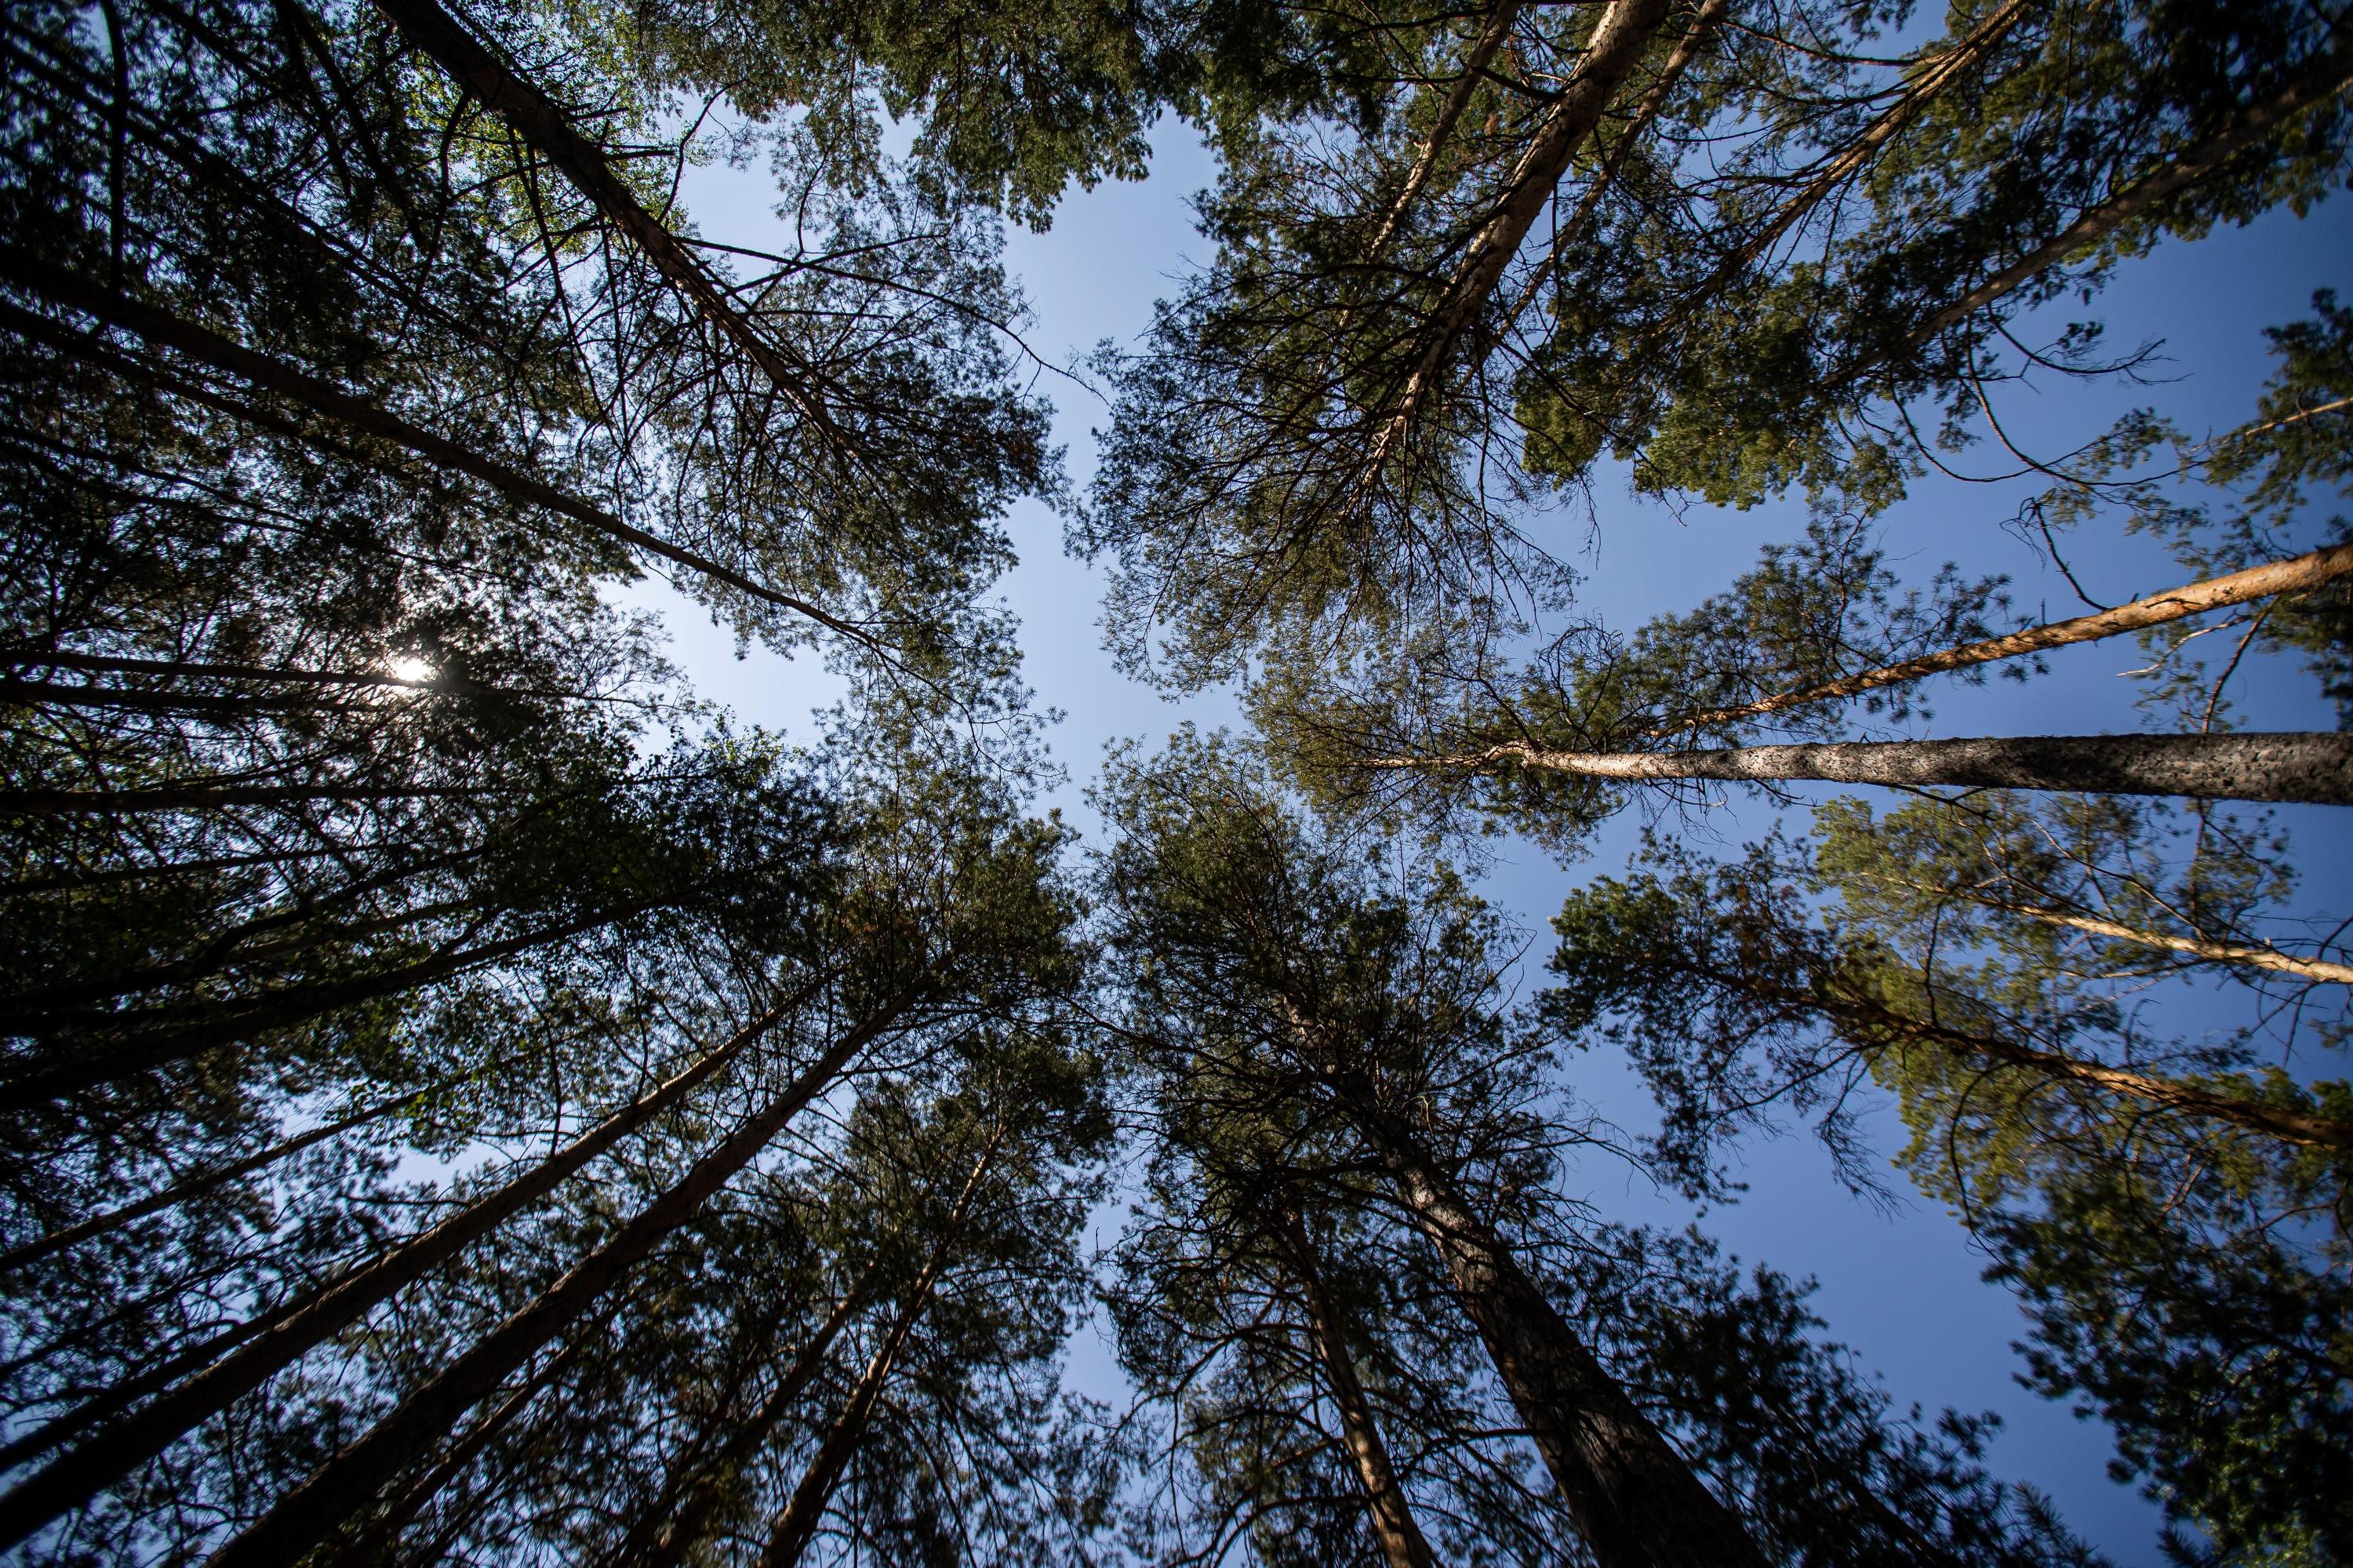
<box><xmin>3</xmin><ymin>0</ymin><xmax>2347</xmax><ymax>1563</ymax></box>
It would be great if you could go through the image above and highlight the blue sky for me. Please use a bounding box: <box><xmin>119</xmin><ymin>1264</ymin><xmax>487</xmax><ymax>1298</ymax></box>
<box><xmin>654</xmin><ymin>115</ymin><xmax>2353</xmax><ymax>1562</ymax></box>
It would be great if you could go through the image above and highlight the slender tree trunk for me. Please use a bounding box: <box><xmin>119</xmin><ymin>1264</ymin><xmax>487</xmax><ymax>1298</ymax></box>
<box><xmin>1675</xmin><ymin>957</ymin><xmax>2353</xmax><ymax>1151</ymax></box>
<box><xmin>0</xmin><ymin>977</ymin><xmax>831</xmax><ymax>1551</ymax></box>
<box><xmin>1362</xmin><ymin>1</ymin><xmax>1523</xmax><ymax>265</ymax></box>
<box><xmin>0</xmin><ymin>780</ymin><xmax>495</xmax><ymax>816</ymax></box>
<box><xmin>0</xmin><ymin>902</ymin><xmax>653</xmax><ymax>1106</ymax></box>
<box><xmin>1281</xmin><ymin>1208</ymin><xmax>1436</xmax><ymax>1568</ymax></box>
<box><xmin>0</xmin><ymin>267</ymin><xmax>870</xmax><ymax>647</ymax></box>
<box><xmin>200</xmin><ymin>995</ymin><xmax>918</xmax><ymax>1568</ymax></box>
<box><xmin>5</xmin><ymin>646</ymin><xmax>457</xmax><ymax>692</ymax></box>
<box><xmin>622</xmin><ymin>1264</ymin><xmax>881</xmax><ymax>1568</ymax></box>
<box><xmin>1363</xmin><ymin>731</ymin><xmax>2353</xmax><ymax>806</ymax></box>
<box><xmin>1508</xmin><ymin>0</ymin><xmax>1729</xmax><ymax>322</ymax></box>
<box><xmin>0</xmin><ymin>1066</ymin><xmax>473</xmax><ymax>1275</ymax></box>
<box><xmin>754</xmin><ymin>1141</ymin><xmax>998</xmax><ymax>1568</ymax></box>
<box><xmin>1975</xmin><ymin>899</ymin><xmax>2353</xmax><ymax>986</ymax></box>
<box><xmin>1382</xmin><ymin>0</ymin><xmax>1675</xmax><ymax>432</ymax></box>
<box><xmin>369</xmin><ymin>0</ymin><xmax>838</xmax><ymax>435</ymax></box>
<box><xmin>1903</xmin><ymin>43</ymin><xmax>2353</xmax><ymax>348</ymax></box>
<box><xmin>346</xmin><ymin>1337</ymin><xmax>585</xmax><ymax>1566</ymax></box>
<box><xmin>1652</xmin><ymin>542</ymin><xmax>2353</xmax><ymax>735</ymax></box>
<box><xmin>1351</xmin><ymin>1106</ymin><xmax>1766</xmax><ymax>1568</ymax></box>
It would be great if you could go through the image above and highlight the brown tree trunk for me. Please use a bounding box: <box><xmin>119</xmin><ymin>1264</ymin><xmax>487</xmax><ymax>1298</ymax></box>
<box><xmin>1280</xmin><ymin>1208</ymin><xmax>1436</xmax><ymax>1568</ymax></box>
<box><xmin>1384</xmin><ymin>0</ymin><xmax>1676</xmax><ymax>431</ymax></box>
<box><xmin>1970</xmin><ymin>899</ymin><xmax>2353</xmax><ymax>986</ymax></box>
<box><xmin>199</xmin><ymin>995</ymin><xmax>918</xmax><ymax>1568</ymax></box>
<box><xmin>366</xmin><ymin>0</ymin><xmax>838</xmax><ymax>436</ymax></box>
<box><xmin>1652</xmin><ymin>542</ymin><xmax>2353</xmax><ymax>735</ymax></box>
<box><xmin>1903</xmin><ymin>43</ymin><xmax>2353</xmax><ymax>348</ymax></box>
<box><xmin>1361</xmin><ymin>1</ymin><xmax>1523</xmax><ymax>266</ymax></box>
<box><xmin>1354</xmin><ymin>1108</ymin><xmax>1766</xmax><ymax>1568</ymax></box>
<box><xmin>0</xmin><ymin>266</ymin><xmax>869</xmax><ymax>646</ymax></box>
<box><xmin>753</xmin><ymin>1141</ymin><xmax>998</xmax><ymax>1568</ymax></box>
<box><xmin>0</xmin><ymin>977</ymin><xmax>833</xmax><ymax>1552</ymax></box>
<box><xmin>622</xmin><ymin>1264</ymin><xmax>881</xmax><ymax>1568</ymax></box>
<box><xmin>1366</xmin><ymin>731</ymin><xmax>2353</xmax><ymax>806</ymax></box>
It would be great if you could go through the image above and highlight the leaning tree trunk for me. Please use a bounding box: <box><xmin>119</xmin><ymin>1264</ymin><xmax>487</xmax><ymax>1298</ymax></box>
<box><xmin>0</xmin><ymin>975</ymin><xmax>833</xmax><ymax>1552</ymax></box>
<box><xmin>752</xmin><ymin>1140</ymin><xmax>997</xmax><ymax>1568</ymax></box>
<box><xmin>1652</xmin><ymin>542</ymin><xmax>2353</xmax><ymax>735</ymax></box>
<box><xmin>1352</xmin><ymin>1106</ymin><xmax>1768</xmax><ymax>1568</ymax></box>
<box><xmin>199</xmin><ymin>995</ymin><xmax>918</xmax><ymax>1568</ymax></box>
<box><xmin>622</xmin><ymin>1264</ymin><xmax>882</xmax><ymax>1568</ymax></box>
<box><xmin>1367</xmin><ymin>732</ymin><xmax>2353</xmax><ymax>806</ymax></box>
<box><xmin>1902</xmin><ymin>42</ymin><xmax>2353</xmax><ymax>348</ymax></box>
<box><xmin>1282</xmin><ymin>1208</ymin><xmax>1436</xmax><ymax>1568</ymax></box>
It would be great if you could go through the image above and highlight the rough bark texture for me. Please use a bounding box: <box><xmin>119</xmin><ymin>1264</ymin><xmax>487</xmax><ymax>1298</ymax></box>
<box><xmin>0</xmin><ymin>981</ymin><xmax>827</xmax><ymax>1552</ymax></box>
<box><xmin>1283</xmin><ymin>1210</ymin><xmax>1435</xmax><ymax>1568</ymax></box>
<box><xmin>1362</xmin><ymin>1</ymin><xmax>1524</xmax><ymax>266</ymax></box>
<box><xmin>1654</xmin><ymin>542</ymin><xmax>2353</xmax><ymax>734</ymax></box>
<box><xmin>202</xmin><ymin>997</ymin><xmax>914</xmax><ymax>1568</ymax></box>
<box><xmin>1357</xmin><ymin>1109</ymin><xmax>1768</xmax><ymax>1568</ymax></box>
<box><xmin>1371</xmin><ymin>732</ymin><xmax>2353</xmax><ymax>806</ymax></box>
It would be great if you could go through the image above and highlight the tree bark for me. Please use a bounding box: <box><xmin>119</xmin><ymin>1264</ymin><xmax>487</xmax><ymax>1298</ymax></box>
<box><xmin>1353</xmin><ymin>1107</ymin><xmax>1766</xmax><ymax>1568</ymax></box>
<box><xmin>1362</xmin><ymin>1</ymin><xmax>1523</xmax><ymax>267</ymax></box>
<box><xmin>1281</xmin><ymin>1207</ymin><xmax>1435</xmax><ymax>1568</ymax></box>
<box><xmin>0</xmin><ymin>977</ymin><xmax>831</xmax><ymax>1552</ymax></box>
<box><xmin>1384</xmin><ymin>0</ymin><xmax>1676</xmax><ymax>431</ymax></box>
<box><xmin>753</xmin><ymin>1141</ymin><xmax>997</xmax><ymax>1568</ymax></box>
<box><xmin>1903</xmin><ymin>43</ymin><xmax>2353</xmax><ymax>348</ymax></box>
<box><xmin>366</xmin><ymin>0</ymin><xmax>838</xmax><ymax>437</ymax></box>
<box><xmin>1675</xmin><ymin>957</ymin><xmax>2353</xmax><ymax>1152</ymax></box>
<box><xmin>0</xmin><ymin>267</ymin><xmax>871</xmax><ymax>647</ymax></box>
<box><xmin>1364</xmin><ymin>731</ymin><xmax>2353</xmax><ymax>806</ymax></box>
<box><xmin>1974</xmin><ymin>900</ymin><xmax>2353</xmax><ymax>986</ymax></box>
<box><xmin>1651</xmin><ymin>542</ymin><xmax>2353</xmax><ymax>735</ymax></box>
<box><xmin>199</xmin><ymin>995</ymin><xmax>916</xmax><ymax>1568</ymax></box>
<box><xmin>622</xmin><ymin>1264</ymin><xmax>881</xmax><ymax>1568</ymax></box>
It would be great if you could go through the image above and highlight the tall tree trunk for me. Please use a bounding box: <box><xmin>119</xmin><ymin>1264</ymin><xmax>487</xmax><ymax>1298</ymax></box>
<box><xmin>754</xmin><ymin>1140</ymin><xmax>998</xmax><ymax>1568</ymax></box>
<box><xmin>1902</xmin><ymin>42</ymin><xmax>2353</xmax><ymax>349</ymax></box>
<box><xmin>199</xmin><ymin>995</ymin><xmax>918</xmax><ymax>1568</ymax></box>
<box><xmin>1363</xmin><ymin>731</ymin><xmax>2353</xmax><ymax>806</ymax></box>
<box><xmin>621</xmin><ymin>1264</ymin><xmax>881</xmax><ymax>1568</ymax></box>
<box><xmin>1672</xmin><ymin>955</ymin><xmax>2353</xmax><ymax>1151</ymax></box>
<box><xmin>365</xmin><ymin>0</ymin><xmax>840</xmax><ymax>439</ymax></box>
<box><xmin>0</xmin><ymin>780</ymin><xmax>495</xmax><ymax>816</ymax></box>
<box><xmin>346</xmin><ymin>1336</ymin><xmax>586</xmax><ymax>1566</ymax></box>
<box><xmin>1651</xmin><ymin>542</ymin><xmax>2353</xmax><ymax>735</ymax></box>
<box><xmin>0</xmin><ymin>902</ymin><xmax>656</xmax><ymax>1106</ymax></box>
<box><xmin>1280</xmin><ymin>1207</ymin><xmax>1436</xmax><ymax>1568</ymax></box>
<box><xmin>0</xmin><ymin>977</ymin><xmax>833</xmax><ymax>1552</ymax></box>
<box><xmin>0</xmin><ymin>270</ymin><xmax>870</xmax><ymax>647</ymax></box>
<box><xmin>1973</xmin><ymin>899</ymin><xmax>2353</xmax><ymax>986</ymax></box>
<box><xmin>1351</xmin><ymin>1106</ymin><xmax>1766</xmax><ymax>1568</ymax></box>
<box><xmin>1383</xmin><ymin>0</ymin><xmax>1675</xmax><ymax>431</ymax></box>
<box><xmin>0</xmin><ymin>1065</ymin><xmax>477</xmax><ymax>1276</ymax></box>
<box><xmin>1361</xmin><ymin>1</ymin><xmax>1523</xmax><ymax>266</ymax></box>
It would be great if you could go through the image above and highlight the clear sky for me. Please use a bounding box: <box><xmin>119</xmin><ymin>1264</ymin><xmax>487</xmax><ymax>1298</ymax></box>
<box><xmin>654</xmin><ymin>116</ymin><xmax>2353</xmax><ymax>1563</ymax></box>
